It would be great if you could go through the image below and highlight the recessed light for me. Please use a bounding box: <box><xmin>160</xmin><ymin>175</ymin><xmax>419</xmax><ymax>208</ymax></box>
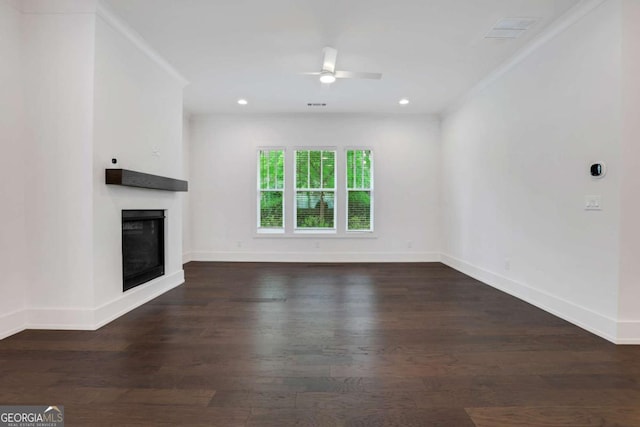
<box><xmin>237</xmin><ymin>99</ymin><xmax>248</xmax><ymax>105</ymax></box>
<box><xmin>399</xmin><ymin>98</ymin><xmax>410</xmax><ymax>105</ymax></box>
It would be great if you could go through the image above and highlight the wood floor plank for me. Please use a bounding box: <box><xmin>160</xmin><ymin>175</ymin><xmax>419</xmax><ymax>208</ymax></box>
<box><xmin>247</xmin><ymin>409</ymin><xmax>343</xmax><ymax>427</ymax></box>
<box><xmin>209</xmin><ymin>391</ymin><xmax>297</xmax><ymax>409</ymax></box>
<box><xmin>69</xmin><ymin>404</ymin><xmax>250</xmax><ymax>427</ymax></box>
<box><xmin>466</xmin><ymin>406</ymin><xmax>640</xmax><ymax>427</ymax></box>
<box><xmin>118</xmin><ymin>388</ymin><xmax>216</xmax><ymax>406</ymax></box>
<box><xmin>0</xmin><ymin>262</ymin><xmax>639</xmax><ymax>426</ymax></box>
<box><xmin>282</xmin><ymin>376</ymin><xmax>427</xmax><ymax>393</ymax></box>
<box><xmin>295</xmin><ymin>391</ymin><xmax>418</xmax><ymax>410</ymax></box>
<box><xmin>248</xmin><ymin>408</ymin><xmax>476</xmax><ymax>427</ymax></box>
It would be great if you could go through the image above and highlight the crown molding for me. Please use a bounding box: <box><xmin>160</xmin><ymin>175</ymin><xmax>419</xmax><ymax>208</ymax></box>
<box><xmin>443</xmin><ymin>0</ymin><xmax>607</xmax><ymax>117</ymax></box>
<box><xmin>96</xmin><ymin>0</ymin><xmax>189</xmax><ymax>88</ymax></box>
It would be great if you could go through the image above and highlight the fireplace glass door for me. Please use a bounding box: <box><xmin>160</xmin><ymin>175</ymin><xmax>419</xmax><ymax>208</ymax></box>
<box><xmin>122</xmin><ymin>210</ymin><xmax>165</xmax><ymax>291</ymax></box>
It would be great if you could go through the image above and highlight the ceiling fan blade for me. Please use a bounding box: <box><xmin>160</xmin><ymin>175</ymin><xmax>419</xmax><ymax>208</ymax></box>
<box><xmin>322</xmin><ymin>47</ymin><xmax>338</xmax><ymax>73</ymax></box>
<box><xmin>302</xmin><ymin>72</ymin><xmax>322</xmax><ymax>75</ymax></box>
<box><xmin>335</xmin><ymin>70</ymin><xmax>382</xmax><ymax>80</ymax></box>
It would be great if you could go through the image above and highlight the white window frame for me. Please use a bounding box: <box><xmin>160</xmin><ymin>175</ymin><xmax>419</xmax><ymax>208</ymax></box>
<box><xmin>256</xmin><ymin>148</ymin><xmax>285</xmax><ymax>234</ymax></box>
<box><xmin>345</xmin><ymin>148</ymin><xmax>374</xmax><ymax>233</ymax></box>
<box><xmin>294</xmin><ymin>149</ymin><xmax>337</xmax><ymax>234</ymax></box>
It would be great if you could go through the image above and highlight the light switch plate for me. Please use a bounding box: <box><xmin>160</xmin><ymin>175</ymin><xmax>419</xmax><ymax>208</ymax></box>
<box><xmin>585</xmin><ymin>195</ymin><xmax>602</xmax><ymax>211</ymax></box>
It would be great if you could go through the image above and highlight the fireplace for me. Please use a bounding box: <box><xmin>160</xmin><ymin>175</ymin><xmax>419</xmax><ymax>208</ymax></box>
<box><xmin>122</xmin><ymin>210</ymin><xmax>165</xmax><ymax>291</ymax></box>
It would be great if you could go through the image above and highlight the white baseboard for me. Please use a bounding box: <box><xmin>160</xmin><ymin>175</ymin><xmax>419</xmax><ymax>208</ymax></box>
<box><xmin>190</xmin><ymin>251</ymin><xmax>441</xmax><ymax>263</ymax></box>
<box><xmin>440</xmin><ymin>253</ymin><xmax>622</xmax><ymax>344</ymax></box>
<box><xmin>3</xmin><ymin>258</ymin><xmax>638</xmax><ymax>345</ymax></box>
<box><xmin>0</xmin><ymin>270</ymin><xmax>185</xmax><ymax>339</ymax></box>
<box><xmin>0</xmin><ymin>309</ymin><xmax>27</xmax><ymax>340</ymax></box>
<box><xmin>93</xmin><ymin>270</ymin><xmax>184</xmax><ymax>329</ymax></box>
<box><xmin>617</xmin><ymin>321</ymin><xmax>640</xmax><ymax>345</ymax></box>
<box><xmin>182</xmin><ymin>251</ymin><xmax>193</xmax><ymax>264</ymax></box>
<box><xmin>27</xmin><ymin>307</ymin><xmax>96</xmax><ymax>331</ymax></box>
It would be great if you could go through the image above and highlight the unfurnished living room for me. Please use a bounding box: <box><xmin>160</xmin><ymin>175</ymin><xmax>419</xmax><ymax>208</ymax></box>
<box><xmin>1</xmin><ymin>0</ymin><xmax>640</xmax><ymax>425</ymax></box>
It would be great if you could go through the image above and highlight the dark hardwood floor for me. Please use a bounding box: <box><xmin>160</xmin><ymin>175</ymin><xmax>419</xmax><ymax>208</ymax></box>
<box><xmin>1</xmin><ymin>262</ymin><xmax>639</xmax><ymax>426</ymax></box>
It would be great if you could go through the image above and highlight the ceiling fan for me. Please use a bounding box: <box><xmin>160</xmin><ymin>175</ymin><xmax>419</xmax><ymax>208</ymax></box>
<box><xmin>304</xmin><ymin>47</ymin><xmax>382</xmax><ymax>84</ymax></box>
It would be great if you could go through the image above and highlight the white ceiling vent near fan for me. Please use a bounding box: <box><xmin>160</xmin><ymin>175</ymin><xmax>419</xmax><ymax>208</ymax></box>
<box><xmin>307</xmin><ymin>103</ymin><xmax>327</xmax><ymax>107</ymax></box>
<box><xmin>485</xmin><ymin>17</ymin><xmax>538</xmax><ymax>39</ymax></box>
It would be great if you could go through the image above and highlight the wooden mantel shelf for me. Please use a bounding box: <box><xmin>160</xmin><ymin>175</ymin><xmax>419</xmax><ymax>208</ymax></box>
<box><xmin>106</xmin><ymin>169</ymin><xmax>188</xmax><ymax>192</ymax></box>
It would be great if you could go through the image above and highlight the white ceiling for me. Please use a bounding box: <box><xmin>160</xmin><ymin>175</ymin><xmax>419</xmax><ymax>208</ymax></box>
<box><xmin>104</xmin><ymin>0</ymin><xmax>580</xmax><ymax>115</ymax></box>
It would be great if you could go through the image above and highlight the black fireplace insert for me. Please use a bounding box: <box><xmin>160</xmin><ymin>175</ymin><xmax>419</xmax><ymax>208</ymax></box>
<box><xmin>122</xmin><ymin>210</ymin><xmax>165</xmax><ymax>291</ymax></box>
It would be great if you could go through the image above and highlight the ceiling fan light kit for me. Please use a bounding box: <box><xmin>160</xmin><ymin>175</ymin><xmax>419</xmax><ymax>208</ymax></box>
<box><xmin>306</xmin><ymin>46</ymin><xmax>382</xmax><ymax>85</ymax></box>
<box><xmin>319</xmin><ymin>72</ymin><xmax>336</xmax><ymax>84</ymax></box>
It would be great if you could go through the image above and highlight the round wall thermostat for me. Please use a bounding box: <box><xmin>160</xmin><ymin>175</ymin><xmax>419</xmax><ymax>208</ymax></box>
<box><xmin>590</xmin><ymin>162</ymin><xmax>606</xmax><ymax>178</ymax></box>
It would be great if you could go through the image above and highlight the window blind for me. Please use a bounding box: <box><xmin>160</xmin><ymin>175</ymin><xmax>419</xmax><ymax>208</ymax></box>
<box><xmin>346</xmin><ymin>149</ymin><xmax>373</xmax><ymax>231</ymax></box>
<box><xmin>295</xmin><ymin>150</ymin><xmax>336</xmax><ymax>229</ymax></box>
<box><xmin>258</xmin><ymin>149</ymin><xmax>284</xmax><ymax>229</ymax></box>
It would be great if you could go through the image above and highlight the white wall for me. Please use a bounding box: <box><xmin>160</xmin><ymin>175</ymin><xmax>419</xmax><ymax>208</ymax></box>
<box><xmin>0</xmin><ymin>0</ymin><xmax>27</xmax><ymax>337</ymax></box>
<box><xmin>441</xmin><ymin>0</ymin><xmax>624</xmax><ymax>341</ymax></box>
<box><xmin>22</xmin><ymin>5</ymin><xmax>97</xmax><ymax>325</ymax></box>
<box><xmin>618</xmin><ymin>0</ymin><xmax>640</xmax><ymax>341</ymax></box>
<box><xmin>182</xmin><ymin>114</ymin><xmax>192</xmax><ymax>262</ymax></box>
<box><xmin>189</xmin><ymin>114</ymin><xmax>440</xmax><ymax>262</ymax></box>
<box><xmin>91</xmin><ymin>12</ymin><xmax>186</xmax><ymax>325</ymax></box>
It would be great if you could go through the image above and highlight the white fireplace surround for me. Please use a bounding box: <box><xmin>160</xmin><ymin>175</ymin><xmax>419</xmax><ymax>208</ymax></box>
<box><xmin>0</xmin><ymin>0</ymin><xmax>187</xmax><ymax>339</ymax></box>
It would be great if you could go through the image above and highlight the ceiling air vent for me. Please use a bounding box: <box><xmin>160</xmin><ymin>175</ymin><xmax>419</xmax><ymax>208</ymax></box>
<box><xmin>307</xmin><ymin>103</ymin><xmax>327</xmax><ymax>107</ymax></box>
<box><xmin>485</xmin><ymin>17</ymin><xmax>538</xmax><ymax>39</ymax></box>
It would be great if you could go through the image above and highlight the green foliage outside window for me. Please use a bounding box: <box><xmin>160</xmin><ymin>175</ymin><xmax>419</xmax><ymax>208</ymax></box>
<box><xmin>347</xmin><ymin>150</ymin><xmax>372</xmax><ymax>231</ymax></box>
<box><xmin>258</xmin><ymin>150</ymin><xmax>284</xmax><ymax>228</ymax></box>
<box><xmin>259</xmin><ymin>148</ymin><xmax>372</xmax><ymax>231</ymax></box>
<box><xmin>296</xmin><ymin>150</ymin><xmax>335</xmax><ymax>229</ymax></box>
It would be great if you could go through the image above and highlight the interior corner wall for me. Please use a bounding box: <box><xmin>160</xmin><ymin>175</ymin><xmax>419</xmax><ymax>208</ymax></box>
<box><xmin>91</xmin><ymin>14</ymin><xmax>185</xmax><ymax>326</ymax></box>
<box><xmin>441</xmin><ymin>0</ymin><xmax>623</xmax><ymax>342</ymax></box>
<box><xmin>617</xmin><ymin>0</ymin><xmax>640</xmax><ymax>342</ymax></box>
<box><xmin>189</xmin><ymin>114</ymin><xmax>440</xmax><ymax>262</ymax></box>
<box><xmin>0</xmin><ymin>0</ymin><xmax>27</xmax><ymax>338</ymax></box>
<box><xmin>182</xmin><ymin>114</ymin><xmax>192</xmax><ymax>263</ymax></box>
<box><xmin>22</xmin><ymin>6</ymin><xmax>97</xmax><ymax>328</ymax></box>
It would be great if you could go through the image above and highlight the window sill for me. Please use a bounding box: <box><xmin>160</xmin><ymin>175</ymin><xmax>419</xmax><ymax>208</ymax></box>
<box><xmin>254</xmin><ymin>231</ymin><xmax>377</xmax><ymax>239</ymax></box>
<box><xmin>294</xmin><ymin>228</ymin><xmax>336</xmax><ymax>235</ymax></box>
<box><xmin>256</xmin><ymin>228</ymin><xmax>285</xmax><ymax>235</ymax></box>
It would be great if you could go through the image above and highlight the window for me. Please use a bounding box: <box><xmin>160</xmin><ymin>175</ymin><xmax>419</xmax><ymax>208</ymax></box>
<box><xmin>295</xmin><ymin>150</ymin><xmax>336</xmax><ymax>230</ymax></box>
<box><xmin>257</xmin><ymin>148</ymin><xmax>373</xmax><ymax>235</ymax></box>
<box><xmin>257</xmin><ymin>149</ymin><xmax>284</xmax><ymax>231</ymax></box>
<box><xmin>346</xmin><ymin>149</ymin><xmax>373</xmax><ymax>231</ymax></box>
